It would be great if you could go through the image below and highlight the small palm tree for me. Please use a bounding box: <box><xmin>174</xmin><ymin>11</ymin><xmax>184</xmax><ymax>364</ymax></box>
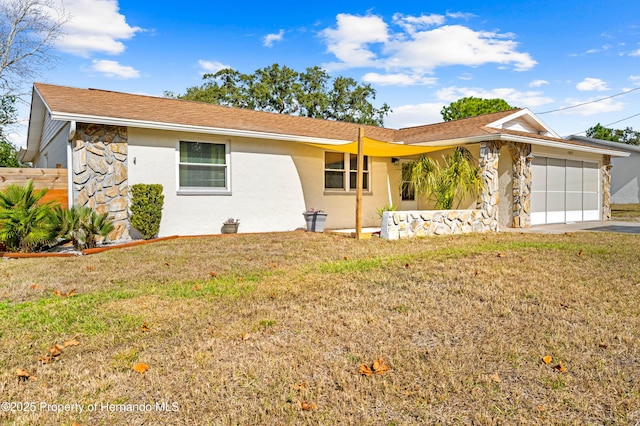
<box><xmin>0</xmin><ymin>180</ymin><xmax>59</xmax><ymax>252</ymax></box>
<box><xmin>55</xmin><ymin>205</ymin><xmax>114</xmax><ymax>250</ymax></box>
<box><xmin>402</xmin><ymin>147</ymin><xmax>484</xmax><ymax>210</ymax></box>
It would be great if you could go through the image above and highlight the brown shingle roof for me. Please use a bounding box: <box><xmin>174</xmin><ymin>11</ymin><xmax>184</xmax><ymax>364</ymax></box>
<box><xmin>34</xmin><ymin>83</ymin><xmax>396</xmax><ymax>142</ymax></box>
<box><xmin>30</xmin><ymin>83</ymin><xmax>628</xmax><ymax>155</ymax></box>
<box><xmin>396</xmin><ymin>109</ymin><xmax>520</xmax><ymax>143</ymax></box>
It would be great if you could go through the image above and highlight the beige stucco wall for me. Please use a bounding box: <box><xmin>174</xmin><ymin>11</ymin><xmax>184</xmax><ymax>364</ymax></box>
<box><xmin>127</xmin><ymin>128</ymin><xmax>396</xmax><ymax>236</ymax></box>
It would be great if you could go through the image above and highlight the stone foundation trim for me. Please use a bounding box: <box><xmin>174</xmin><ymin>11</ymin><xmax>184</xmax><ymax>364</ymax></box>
<box><xmin>380</xmin><ymin>210</ymin><xmax>497</xmax><ymax>240</ymax></box>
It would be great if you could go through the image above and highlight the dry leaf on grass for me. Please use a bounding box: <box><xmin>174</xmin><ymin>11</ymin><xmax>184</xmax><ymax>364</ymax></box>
<box><xmin>241</xmin><ymin>332</ymin><xmax>250</xmax><ymax>341</ymax></box>
<box><xmin>553</xmin><ymin>362</ymin><xmax>567</xmax><ymax>373</ymax></box>
<box><xmin>132</xmin><ymin>363</ymin><xmax>149</xmax><ymax>374</ymax></box>
<box><xmin>598</xmin><ymin>342</ymin><xmax>608</xmax><ymax>349</ymax></box>
<box><xmin>192</xmin><ymin>284</ymin><xmax>201</xmax><ymax>291</ymax></box>
<box><xmin>63</xmin><ymin>339</ymin><xmax>80</xmax><ymax>347</ymax></box>
<box><xmin>373</xmin><ymin>357</ymin><xmax>390</xmax><ymax>375</ymax></box>
<box><xmin>209</xmin><ymin>271</ymin><xmax>217</xmax><ymax>277</ymax></box>
<box><xmin>68</xmin><ymin>289</ymin><xmax>77</xmax><ymax>297</ymax></box>
<box><xmin>489</xmin><ymin>373</ymin><xmax>501</xmax><ymax>383</ymax></box>
<box><xmin>30</xmin><ymin>284</ymin><xmax>41</xmax><ymax>290</ymax></box>
<box><xmin>269</xmin><ymin>293</ymin><xmax>277</xmax><ymax>299</ymax></box>
<box><xmin>48</xmin><ymin>344</ymin><xmax>64</xmax><ymax>357</ymax></box>
<box><xmin>298</xmin><ymin>401</ymin><xmax>316</xmax><ymax>411</ymax></box>
<box><xmin>497</xmin><ymin>253</ymin><xmax>506</xmax><ymax>258</ymax></box>
<box><xmin>577</xmin><ymin>249</ymin><xmax>583</xmax><ymax>256</ymax></box>
<box><xmin>16</xmin><ymin>368</ymin><xmax>35</xmax><ymax>381</ymax></box>
<box><xmin>542</xmin><ymin>355</ymin><xmax>553</xmax><ymax>365</ymax></box>
<box><xmin>141</xmin><ymin>322</ymin><xmax>150</xmax><ymax>332</ymax></box>
<box><xmin>291</xmin><ymin>382</ymin><xmax>307</xmax><ymax>391</ymax></box>
<box><xmin>359</xmin><ymin>364</ymin><xmax>372</xmax><ymax>377</ymax></box>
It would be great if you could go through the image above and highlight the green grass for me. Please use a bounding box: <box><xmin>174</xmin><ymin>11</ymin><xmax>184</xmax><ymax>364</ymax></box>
<box><xmin>0</xmin><ymin>231</ymin><xmax>639</xmax><ymax>425</ymax></box>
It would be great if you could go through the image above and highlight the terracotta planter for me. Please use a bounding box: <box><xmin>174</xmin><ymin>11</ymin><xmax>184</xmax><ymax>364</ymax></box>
<box><xmin>303</xmin><ymin>212</ymin><xmax>328</xmax><ymax>232</ymax></box>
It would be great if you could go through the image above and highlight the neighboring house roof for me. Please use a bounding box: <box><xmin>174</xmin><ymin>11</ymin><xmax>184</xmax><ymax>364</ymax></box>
<box><xmin>566</xmin><ymin>134</ymin><xmax>640</xmax><ymax>154</ymax></box>
<box><xmin>23</xmin><ymin>83</ymin><xmax>629</xmax><ymax>162</ymax></box>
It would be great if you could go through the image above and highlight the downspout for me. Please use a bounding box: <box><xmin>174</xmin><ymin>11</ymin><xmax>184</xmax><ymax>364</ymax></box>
<box><xmin>67</xmin><ymin>121</ymin><xmax>76</xmax><ymax>209</ymax></box>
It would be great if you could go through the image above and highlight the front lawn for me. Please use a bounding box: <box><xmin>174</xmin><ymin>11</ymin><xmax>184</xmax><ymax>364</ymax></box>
<box><xmin>1</xmin><ymin>231</ymin><xmax>639</xmax><ymax>424</ymax></box>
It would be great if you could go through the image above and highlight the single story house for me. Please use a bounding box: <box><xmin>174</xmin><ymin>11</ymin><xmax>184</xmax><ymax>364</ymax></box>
<box><xmin>567</xmin><ymin>134</ymin><xmax>640</xmax><ymax>204</ymax></box>
<box><xmin>21</xmin><ymin>83</ymin><xmax>629</xmax><ymax>240</ymax></box>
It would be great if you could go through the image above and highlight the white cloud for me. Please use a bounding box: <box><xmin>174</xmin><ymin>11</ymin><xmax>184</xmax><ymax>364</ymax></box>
<box><xmin>392</xmin><ymin>13</ymin><xmax>445</xmax><ymax>34</ymax></box>
<box><xmin>362</xmin><ymin>72</ymin><xmax>437</xmax><ymax>86</ymax></box>
<box><xmin>446</xmin><ymin>12</ymin><xmax>476</xmax><ymax>20</ymax></box>
<box><xmin>629</xmin><ymin>75</ymin><xmax>640</xmax><ymax>85</ymax></box>
<box><xmin>576</xmin><ymin>77</ymin><xmax>609</xmax><ymax>91</ymax></box>
<box><xmin>263</xmin><ymin>29</ymin><xmax>285</xmax><ymax>47</ymax></box>
<box><xmin>91</xmin><ymin>59</ymin><xmax>139</xmax><ymax>78</ymax></box>
<box><xmin>320</xmin><ymin>14</ymin><xmax>536</xmax><ymax>76</ymax></box>
<box><xmin>630</xmin><ymin>49</ymin><xmax>640</xmax><ymax>57</ymax></box>
<box><xmin>529</xmin><ymin>79</ymin><xmax>549</xmax><ymax>87</ymax></box>
<box><xmin>198</xmin><ymin>60</ymin><xmax>232</xmax><ymax>74</ymax></box>
<box><xmin>385</xmin><ymin>103</ymin><xmax>444</xmax><ymax>129</ymax></box>
<box><xmin>320</xmin><ymin>14</ymin><xmax>389</xmax><ymax>69</ymax></box>
<box><xmin>553</xmin><ymin>98</ymin><xmax>624</xmax><ymax>116</ymax></box>
<box><xmin>53</xmin><ymin>0</ymin><xmax>141</xmax><ymax>57</ymax></box>
<box><xmin>435</xmin><ymin>86</ymin><xmax>554</xmax><ymax>108</ymax></box>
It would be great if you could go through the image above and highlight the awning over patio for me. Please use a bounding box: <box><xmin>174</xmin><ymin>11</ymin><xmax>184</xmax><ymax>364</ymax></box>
<box><xmin>305</xmin><ymin>137</ymin><xmax>452</xmax><ymax>157</ymax></box>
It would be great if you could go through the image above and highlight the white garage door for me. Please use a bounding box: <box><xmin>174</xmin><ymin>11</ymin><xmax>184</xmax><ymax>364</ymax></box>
<box><xmin>531</xmin><ymin>157</ymin><xmax>600</xmax><ymax>225</ymax></box>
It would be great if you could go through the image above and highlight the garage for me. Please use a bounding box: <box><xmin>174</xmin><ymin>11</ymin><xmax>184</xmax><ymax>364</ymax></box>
<box><xmin>531</xmin><ymin>157</ymin><xmax>600</xmax><ymax>225</ymax></box>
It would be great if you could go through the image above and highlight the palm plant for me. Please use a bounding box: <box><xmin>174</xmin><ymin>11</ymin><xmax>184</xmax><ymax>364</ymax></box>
<box><xmin>402</xmin><ymin>147</ymin><xmax>484</xmax><ymax>210</ymax></box>
<box><xmin>0</xmin><ymin>180</ymin><xmax>60</xmax><ymax>252</ymax></box>
<box><xmin>55</xmin><ymin>205</ymin><xmax>114</xmax><ymax>250</ymax></box>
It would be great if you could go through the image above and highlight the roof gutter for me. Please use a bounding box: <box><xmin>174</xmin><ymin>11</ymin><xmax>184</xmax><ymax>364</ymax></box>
<box><xmin>407</xmin><ymin>134</ymin><xmax>629</xmax><ymax>157</ymax></box>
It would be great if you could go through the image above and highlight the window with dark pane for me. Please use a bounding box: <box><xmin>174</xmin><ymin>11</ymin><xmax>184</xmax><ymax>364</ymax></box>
<box><xmin>179</xmin><ymin>141</ymin><xmax>227</xmax><ymax>189</ymax></box>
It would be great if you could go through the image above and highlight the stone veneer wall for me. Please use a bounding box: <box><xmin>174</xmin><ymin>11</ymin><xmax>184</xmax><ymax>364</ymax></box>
<box><xmin>478</xmin><ymin>141</ymin><xmax>500</xmax><ymax>232</ymax></box>
<box><xmin>72</xmin><ymin>123</ymin><xmax>129</xmax><ymax>240</ymax></box>
<box><xmin>380</xmin><ymin>210</ymin><xmax>494</xmax><ymax>240</ymax></box>
<box><xmin>508</xmin><ymin>142</ymin><xmax>533</xmax><ymax>228</ymax></box>
<box><xmin>602</xmin><ymin>155</ymin><xmax>612</xmax><ymax>220</ymax></box>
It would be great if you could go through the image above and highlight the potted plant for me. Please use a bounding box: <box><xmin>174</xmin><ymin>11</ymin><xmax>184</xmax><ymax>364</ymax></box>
<box><xmin>303</xmin><ymin>208</ymin><xmax>328</xmax><ymax>232</ymax></box>
<box><xmin>221</xmin><ymin>218</ymin><xmax>240</xmax><ymax>234</ymax></box>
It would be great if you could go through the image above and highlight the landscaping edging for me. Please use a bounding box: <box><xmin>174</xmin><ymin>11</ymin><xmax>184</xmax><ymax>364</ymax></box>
<box><xmin>1</xmin><ymin>236</ymin><xmax>180</xmax><ymax>259</ymax></box>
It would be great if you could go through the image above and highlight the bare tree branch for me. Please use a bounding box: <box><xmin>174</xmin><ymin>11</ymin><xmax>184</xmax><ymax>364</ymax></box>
<box><xmin>0</xmin><ymin>0</ymin><xmax>69</xmax><ymax>95</ymax></box>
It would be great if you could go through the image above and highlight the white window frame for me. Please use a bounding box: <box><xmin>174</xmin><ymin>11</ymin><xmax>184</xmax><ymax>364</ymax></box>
<box><xmin>324</xmin><ymin>151</ymin><xmax>370</xmax><ymax>193</ymax></box>
<box><xmin>176</xmin><ymin>140</ymin><xmax>231</xmax><ymax>195</ymax></box>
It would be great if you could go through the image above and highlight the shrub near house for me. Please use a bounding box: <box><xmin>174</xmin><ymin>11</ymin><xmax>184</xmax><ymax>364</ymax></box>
<box><xmin>130</xmin><ymin>184</ymin><xmax>164</xmax><ymax>240</ymax></box>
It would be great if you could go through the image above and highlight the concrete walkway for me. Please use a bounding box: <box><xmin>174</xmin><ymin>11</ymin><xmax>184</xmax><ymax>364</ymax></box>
<box><xmin>502</xmin><ymin>220</ymin><xmax>640</xmax><ymax>234</ymax></box>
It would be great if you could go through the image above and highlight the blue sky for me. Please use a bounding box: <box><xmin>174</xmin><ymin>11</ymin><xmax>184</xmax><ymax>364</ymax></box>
<box><xmin>11</xmin><ymin>0</ymin><xmax>640</xmax><ymax>145</ymax></box>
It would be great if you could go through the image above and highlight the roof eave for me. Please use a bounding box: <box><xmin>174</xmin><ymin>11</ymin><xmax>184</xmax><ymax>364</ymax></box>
<box><xmin>21</xmin><ymin>87</ymin><xmax>50</xmax><ymax>163</ymax></box>
<box><xmin>486</xmin><ymin>108</ymin><xmax>561</xmax><ymax>139</ymax></box>
<box><xmin>406</xmin><ymin>134</ymin><xmax>629</xmax><ymax>157</ymax></box>
<box><xmin>48</xmin><ymin>111</ymin><xmax>355</xmax><ymax>145</ymax></box>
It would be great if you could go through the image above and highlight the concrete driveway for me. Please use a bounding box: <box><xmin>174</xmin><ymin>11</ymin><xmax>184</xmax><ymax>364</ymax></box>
<box><xmin>503</xmin><ymin>220</ymin><xmax>640</xmax><ymax>234</ymax></box>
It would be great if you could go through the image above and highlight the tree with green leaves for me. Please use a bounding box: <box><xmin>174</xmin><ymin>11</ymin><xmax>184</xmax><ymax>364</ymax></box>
<box><xmin>171</xmin><ymin>64</ymin><xmax>391</xmax><ymax>126</ymax></box>
<box><xmin>401</xmin><ymin>147</ymin><xmax>484</xmax><ymax>209</ymax></box>
<box><xmin>586</xmin><ymin>123</ymin><xmax>640</xmax><ymax>145</ymax></box>
<box><xmin>441</xmin><ymin>97</ymin><xmax>515</xmax><ymax>121</ymax></box>
<box><xmin>0</xmin><ymin>95</ymin><xmax>22</xmax><ymax>167</ymax></box>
